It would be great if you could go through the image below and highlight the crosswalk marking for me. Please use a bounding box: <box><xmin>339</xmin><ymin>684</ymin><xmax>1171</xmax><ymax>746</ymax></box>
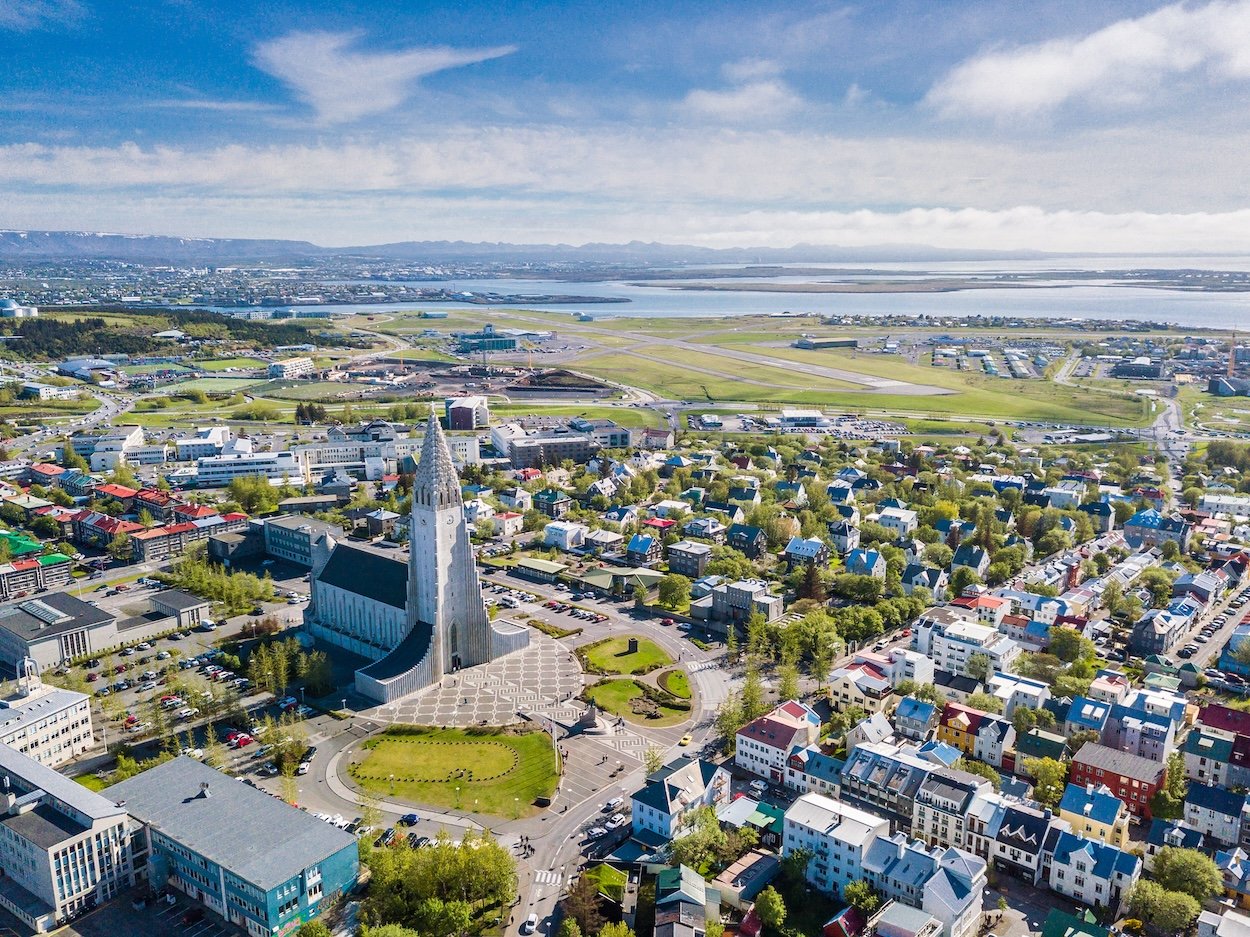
<box><xmin>534</xmin><ymin>870</ymin><xmax>563</xmax><ymax>885</ymax></box>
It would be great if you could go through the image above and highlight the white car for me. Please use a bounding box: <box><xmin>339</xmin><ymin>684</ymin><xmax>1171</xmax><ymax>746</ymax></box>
<box><xmin>586</xmin><ymin>826</ymin><xmax>607</xmax><ymax>839</ymax></box>
<box><xmin>176</xmin><ymin>708</ymin><xmax>200</xmax><ymax>720</ymax></box>
<box><xmin>522</xmin><ymin>914</ymin><xmax>539</xmax><ymax>935</ymax></box>
<box><xmin>182</xmin><ymin>747</ymin><xmax>204</xmax><ymax>759</ymax></box>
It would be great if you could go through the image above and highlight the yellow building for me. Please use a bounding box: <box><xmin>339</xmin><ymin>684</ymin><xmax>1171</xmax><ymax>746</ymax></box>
<box><xmin>1058</xmin><ymin>782</ymin><xmax>1131</xmax><ymax>848</ymax></box>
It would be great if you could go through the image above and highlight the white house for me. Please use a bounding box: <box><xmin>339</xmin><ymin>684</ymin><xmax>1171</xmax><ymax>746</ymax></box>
<box><xmin>543</xmin><ymin>521</ymin><xmax>588</xmax><ymax>552</ymax></box>
<box><xmin>630</xmin><ymin>756</ymin><xmax>731</xmax><ymax>840</ymax></box>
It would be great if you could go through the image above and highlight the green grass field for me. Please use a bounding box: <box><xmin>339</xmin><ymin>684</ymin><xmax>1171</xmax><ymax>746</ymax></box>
<box><xmin>581</xmin><ymin>636</ymin><xmax>672</xmax><ymax>674</ymax></box>
<box><xmin>255</xmin><ymin>380</ymin><xmax>362</xmax><ymax>400</ymax></box>
<box><xmin>172</xmin><ymin>377</ymin><xmax>266</xmax><ymax>393</ymax></box>
<box><xmin>121</xmin><ymin>363</ymin><xmax>194</xmax><ymax>375</ymax></box>
<box><xmin>194</xmin><ymin>357</ymin><xmax>268</xmax><ymax>371</ymax></box>
<box><xmin>583</xmin><ymin>679</ymin><xmax>690</xmax><ymax>726</ymax></box>
<box><xmin>659</xmin><ymin>669</ymin><xmax>691</xmax><ymax>699</ymax></box>
<box><xmin>348</xmin><ymin>725</ymin><xmax>558</xmax><ymax>817</ymax></box>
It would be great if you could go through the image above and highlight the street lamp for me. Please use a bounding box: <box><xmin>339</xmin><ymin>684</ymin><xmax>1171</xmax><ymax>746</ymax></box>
<box><xmin>513</xmin><ymin>796</ymin><xmax>520</xmax><ymax>819</ymax></box>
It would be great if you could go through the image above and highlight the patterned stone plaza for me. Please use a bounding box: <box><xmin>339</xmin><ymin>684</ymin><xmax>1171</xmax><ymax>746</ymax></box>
<box><xmin>361</xmin><ymin>630</ymin><xmax>584</xmax><ymax>727</ymax></box>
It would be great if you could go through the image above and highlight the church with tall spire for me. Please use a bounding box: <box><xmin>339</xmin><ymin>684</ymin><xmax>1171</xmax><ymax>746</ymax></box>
<box><xmin>302</xmin><ymin>409</ymin><xmax>529</xmax><ymax>703</ymax></box>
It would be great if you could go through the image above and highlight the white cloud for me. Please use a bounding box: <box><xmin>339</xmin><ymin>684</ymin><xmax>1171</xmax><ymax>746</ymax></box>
<box><xmin>0</xmin><ymin>0</ymin><xmax>82</xmax><ymax>30</ymax></box>
<box><xmin>927</xmin><ymin>0</ymin><xmax>1250</xmax><ymax>119</ymax></box>
<box><xmin>251</xmin><ymin>30</ymin><xmax>516</xmax><ymax>125</ymax></box>
<box><xmin>681</xmin><ymin>80</ymin><xmax>801</xmax><ymax>120</ymax></box>
<box><xmin>147</xmin><ymin>99</ymin><xmax>279</xmax><ymax>113</ymax></box>
<box><xmin>2</xmin><ymin>123</ymin><xmax>1250</xmax><ymax>251</ymax></box>
<box><xmin>721</xmin><ymin>58</ymin><xmax>782</xmax><ymax>82</ymax></box>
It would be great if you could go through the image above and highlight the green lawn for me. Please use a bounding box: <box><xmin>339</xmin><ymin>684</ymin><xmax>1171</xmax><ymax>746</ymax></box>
<box><xmin>348</xmin><ymin>725</ymin><xmax>558</xmax><ymax>817</ymax></box>
<box><xmin>581</xmin><ymin>635</ymin><xmax>672</xmax><ymax>674</ymax></box>
<box><xmin>74</xmin><ymin>774</ymin><xmax>108</xmax><ymax>792</ymax></box>
<box><xmin>172</xmin><ymin>377</ymin><xmax>266</xmax><ymax>393</ymax></box>
<box><xmin>194</xmin><ymin>357</ymin><xmax>268</xmax><ymax>371</ymax></box>
<box><xmin>256</xmin><ymin>380</ymin><xmax>362</xmax><ymax>400</ymax></box>
<box><xmin>658</xmin><ymin>669</ymin><xmax>691</xmax><ymax>699</ymax></box>
<box><xmin>121</xmin><ymin>363</ymin><xmax>193</xmax><ymax>375</ymax></box>
<box><xmin>583</xmin><ymin>678</ymin><xmax>690</xmax><ymax>727</ymax></box>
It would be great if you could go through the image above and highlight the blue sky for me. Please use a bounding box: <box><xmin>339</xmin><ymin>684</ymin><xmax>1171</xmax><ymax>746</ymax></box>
<box><xmin>2</xmin><ymin>0</ymin><xmax>1249</xmax><ymax>251</ymax></box>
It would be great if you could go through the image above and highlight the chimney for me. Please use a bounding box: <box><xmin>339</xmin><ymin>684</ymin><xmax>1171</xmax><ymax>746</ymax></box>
<box><xmin>199</xmin><ymin>781</ymin><xmax>211</xmax><ymax>799</ymax></box>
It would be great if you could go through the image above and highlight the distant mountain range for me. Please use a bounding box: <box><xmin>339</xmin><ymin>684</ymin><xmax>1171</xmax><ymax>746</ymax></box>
<box><xmin>0</xmin><ymin>228</ymin><xmax>1060</xmax><ymax>265</ymax></box>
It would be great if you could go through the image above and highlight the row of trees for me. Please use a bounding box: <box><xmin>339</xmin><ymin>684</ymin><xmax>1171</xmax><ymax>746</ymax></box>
<box><xmin>159</xmin><ymin>542</ymin><xmax>275</xmax><ymax>614</ymax></box>
<box><xmin>246</xmin><ymin>636</ymin><xmax>334</xmax><ymax>698</ymax></box>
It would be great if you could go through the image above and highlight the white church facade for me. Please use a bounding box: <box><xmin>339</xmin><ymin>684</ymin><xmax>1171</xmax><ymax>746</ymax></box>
<box><xmin>303</xmin><ymin>412</ymin><xmax>529</xmax><ymax>703</ymax></box>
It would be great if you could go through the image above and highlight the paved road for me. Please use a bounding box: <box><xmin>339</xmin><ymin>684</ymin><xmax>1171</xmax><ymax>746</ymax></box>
<box><xmin>286</xmin><ymin>575</ymin><xmax>735</xmax><ymax>937</ymax></box>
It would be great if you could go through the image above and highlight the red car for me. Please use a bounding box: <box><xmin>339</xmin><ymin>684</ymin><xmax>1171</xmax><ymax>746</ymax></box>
<box><xmin>87</xmin><ymin>673</ymin><xmax>99</xmax><ymax>682</ymax></box>
<box><xmin>114</xmin><ymin>665</ymin><xmax>126</xmax><ymax>674</ymax></box>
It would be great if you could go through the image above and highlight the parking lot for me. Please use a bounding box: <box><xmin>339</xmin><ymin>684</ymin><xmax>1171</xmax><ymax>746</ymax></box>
<box><xmin>47</xmin><ymin>887</ymin><xmax>242</xmax><ymax>937</ymax></box>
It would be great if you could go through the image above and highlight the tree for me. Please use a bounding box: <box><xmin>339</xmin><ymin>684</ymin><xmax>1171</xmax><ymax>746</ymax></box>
<box><xmin>754</xmin><ymin>886</ymin><xmax>786</xmax><ymax>932</ymax></box>
<box><xmin>1023</xmin><ymin>756</ymin><xmax>1068</xmax><ymax>807</ymax></box>
<box><xmin>954</xmin><ymin>757</ymin><xmax>1001</xmax><ymax>791</ymax></box>
<box><xmin>1151</xmin><ymin>752</ymin><xmax>1188</xmax><ymax>819</ymax></box>
<box><xmin>556</xmin><ymin>920</ymin><xmax>583</xmax><ymax>937</ymax></box>
<box><xmin>1152</xmin><ymin>847</ymin><xmax>1222</xmax><ymax>901</ymax></box>
<box><xmin>725</xmin><ymin>622</ymin><xmax>739</xmax><ymax>662</ymax></box>
<box><xmin>1049</xmin><ymin>627</ymin><xmax>1093</xmax><ymax>663</ymax></box>
<box><xmin>1128</xmin><ymin>881</ymin><xmax>1200</xmax><ymax>934</ymax></box>
<box><xmin>741</xmin><ymin>665</ymin><xmax>766</xmax><ymax>722</ymax></box>
<box><xmin>297</xmin><ymin>923</ymin><xmax>333</xmax><ymax>937</ymax></box>
<box><xmin>964</xmin><ymin>691</ymin><xmax>1004</xmax><ymax>714</ymax></box>
<box><xmin>715</xmin><ymin>694</ymin><xmax>744</xmax><ymax>751</ymax></box>
<box><xmin>777</xmin><ymin>664</ymin><xmax>800</xmax><ymax>703</ymax></box>
<box><xmin>643</xmin><ymin>746</ymin><xmax>663</xmax><ymax>776</ymax></box>
<box><xmin>842</xmin><ymin>879</ymin><xmax>879</xmax><ymax>915</ymax></box>
<box><xmin>600</xmin><ymin>925</ymin><xmax>635</xmax><ymax>937</ymax></box>
<box><xmin>108</xmin><ymin>531</ymin><xmax>132</xmax><ymax>562</ymax></box>
<box><xmin>965</xmin><ymin>652</ymin><xmax>992</xmax><ymax>683</ymax></box>
<box><xmin>657</xmin><ymin>573</ymin><xmax>691</xmax><ymax>610</ymax></box>
<box><xmin>948</xmin><ymin>566</ymin><xmax>981</xmax><ymax>596</ymax></box>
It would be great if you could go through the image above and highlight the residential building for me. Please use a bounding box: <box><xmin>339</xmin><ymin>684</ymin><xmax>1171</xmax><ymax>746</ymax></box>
<box><xmin>1070</xmin><ymin>742</ymin><xmax>1166</xmax><ymax>819</ymax></box>
<box><xmin>630</xmin><ymin>756</ymin><xmax>731</xmax><ymax>841</ymax></box>
<box><xmin>991</xmin><ymin>801</ymin><xmax>1068</xmax><ymax>885</ymax></box>
<box><xmin>935</xmin><ymin>703</ymin><xmax>1015</xmax><ymax>769</ymax></box>
<box><xmin>828</xmin><ymin>661</ymin><xmax>894</xmax><ymax>715</ymax></box>
<box><xmin>878</xmin><ymin>507</ymin><xmax>919</xmax><ymax>536</ymax></box>
<box><xmin>726</xmin><ymin>523</ymin><xmax>766</xmax><ymax>558</ymax></box>
<box><xmin>838</xmin><ymin>741</ymin><xmax>936</xmax><ymax>833</ymax></box>
<box><xmin>625</xmin><ymin>533</ymin><xmax>662</xmax><ymax>567</ymax></box>
<box><xmin>0</xmin><ymin>742</ymin><xmax>131</xmax><ymax>933</ymax></box>
<box><xmin>985</xmin><ymin>673</ymin><xmax>1051</xmax><ymax>717</ymax></box>
<box><xmin>445</xmin><ymin>395</ymin><xmax>490</xmax><ymax>429</ymax></box>
<box><xmin>783</xmin><ymin>793</ymin><xmax>890</xmax><ymax>896</ymax></box>
<box><xmin>667</xmin><ymin>541</ymin><xmax>712</xmax><ymax>579</ymax></box>
<box><xmin>111</xmin><ymin>756</ymin><xmax>357</xmax><ymax>937</ymax></box>
<box><xmin>267</xmin><ymin>357</ymin><xmax>315</xmax><ymax>379</ymax></box>
<box><xmin>544</xmin><ymin>521</ymin><xmax>588</xmax><ymax>552</ymax></box>
<box><xmin>912</xmin><ymin>768</ymin><xmax>993</xmax><ymax>851</ymax></box>
<box><xmin>0</xmin><ymin>555</ymin><xmax>73</xmax><ymax>601</ymax></box>
<box><xmin>1046</xmin><ymin>831</ymin><xmax>1141</xmax><ymax>916</ymax></box>
<box><xmin>894</xmin><ymin>697</ymin><xmax>939</xmax><ymax>741</ymax></box>
<box><xmin>863</xmin><ymin>834</ymin><xmax>988</xmax><ymax>937</ymax></box>
<box><xmin>784</xmin><ymin>744</ymin><xmax>845</xmax><ymax>797</ymax></box>
<box><xmin>1185</xmin><ymin>783</ymin><xmax>1249</xmax><ymax>848</ymax></box>
<box><xmin>783</xmin><ymin>536</ymin><xmax>829</xmax><ymax>571</ymax></box>
<box><xmin>1123</xmin><ymin>509</ymin><xmax>1191</xmax><ymax>551</ymax></box>
<box><xmin>735</xmin><ymin>700</ymin><xmax>821</xmax><ymax>783</ymax></box>
<box><xmin>916</xmin><ymin>611</ymin><xmax>1019</xmax><ymax>679</ymax></box>
<box><xmin>1058</xmin><ymin>783</ymin><xmax>1131</xmax><ymax>847</ymax></box>
<box><xmin>846</xmin><ymin>548</ymin><xmax>886</xmax><ymax>579</ymax></box>
<box><xmin>828</xmin><ymin>520</ymin><xmax>860</xmax><ymax>555</ymax></box>
<box><xmin>534</xmin><ymin>488</ymin><xmax>572</xmax><ymax>518</ymax></box>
